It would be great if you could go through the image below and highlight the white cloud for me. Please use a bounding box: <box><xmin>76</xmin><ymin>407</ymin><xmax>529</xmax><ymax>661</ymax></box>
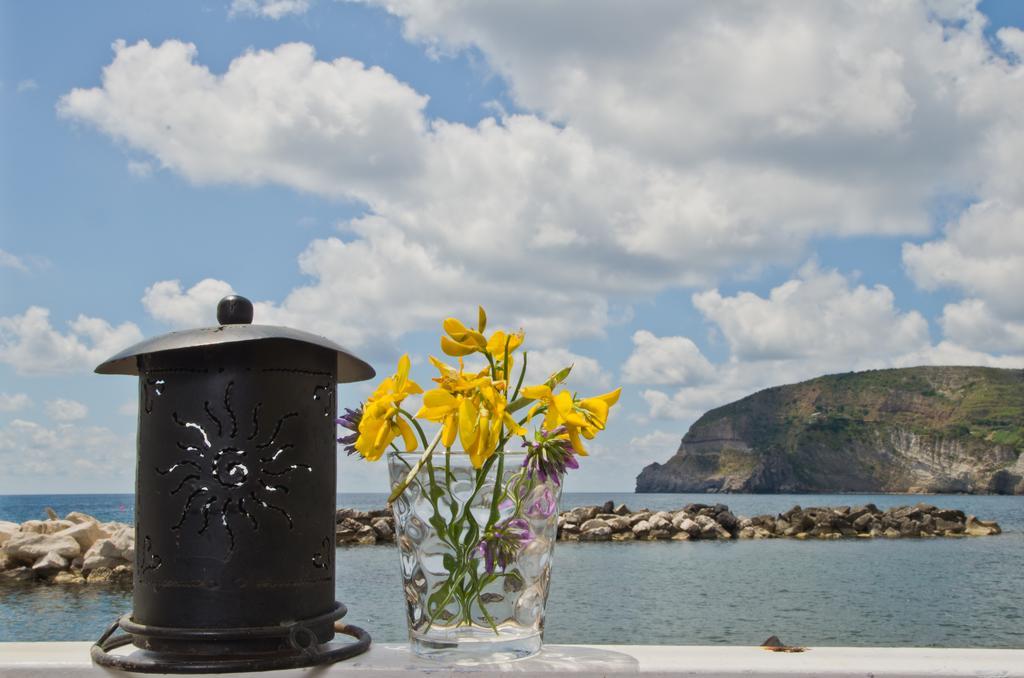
<box><xmin>142</xmin><ymin>278</ymin><xmax>235</xmax><ymax>328</ymax></box>
<box><xmin>625</xmin><ymin>429</ymin><xmax>684</xmax><ymax>470</ymax></box>
<box><xmin>0</xmin><ymin>306</ymin><xmax>143</xmax><ymax>375</ymax></box>
<box><xmin>127</xmin><ymin>159</ymin><xmax>154</xmax><ymax>177</ymax></box>
<box><xmin>524</xmin><ymin>348</ymin><xmax>611</xmax><ymax>394</ymax></box>
<box><xmin>693</xmin><ymin>262</ymin><xmax>930</xmax><ymax>362</ymax></box>
<box><xmin>622</xmin><ymin>330</ymin><xmax>715</xmax><ymax>386</ymax></box>
<box><xmin>0</xmin><ymin>248</ymin><xmax>28</xmax><ymax>272</ymax></box>
<box><xmin>997</xmin><ymin>27</ymin><xmax>1024</xmax><ymax>58</ymax></box>
<box><xmin>0</xmin><ymin>418</ymin><xmax>134</xmax><ymax>490</ymax></box>
<box><xmin>230</xmin><ymin>0</ymin><xmax>311</xmax><ymax>19</ymax></box>
<box><xmin>938</xmin><ymin>298</ymin><xmax>1024</xmax><ymax>354</ymax></box>
<box><xmin>44</xmin><ymin>398</ymin><xmax>89</xmax><ymax>422</ymax></box>
<box><xmin>0</xmin><ymin>249</ymin><xmax>49</xmax><ymax>273</ymax></box>
<box><xmin>0</xmin><ymin>393</ymin><xmax>31</xmax><ymax>412</ymax></box>
<box><xmin>59</xmin><ymin>31</ymin><xmax>1016</xmax><ymax>352</ymax></box>
<box><xmin>903</xmin><ymin>201</ymin><xmax>1024</xmax><ymax>323</ymax></box>
<box><xmin>58</xmin><ymin>40</ymin><xmax>429</xmax><ymax>199</ymax></box>
<box><xmin>16</xmin><ymin>79</ymin><xmax>37</xmax><ymax>93</ymax></box>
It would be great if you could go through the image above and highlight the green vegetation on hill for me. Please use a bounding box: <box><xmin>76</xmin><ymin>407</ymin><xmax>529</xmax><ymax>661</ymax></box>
<box><xmin>636</xmin><ymin>366</ymin><xmax>1024</xmax><ymax>494</ymax></box>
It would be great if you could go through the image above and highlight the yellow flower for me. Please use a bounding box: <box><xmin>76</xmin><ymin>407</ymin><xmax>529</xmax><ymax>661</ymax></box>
<box><xmin>355</xmin><ymin>354</ymin><xmax>423</xmax><ymax>461</ymax></box>
<box><xmin>441</xmin><ymin>313</ymin><xmax>488</xmax><ymax>357</ymax></box>
<box><xmin>440</xmin><ymin>307</ymin><xmax>523</xmax><ymax>369</ymax></box>
<box><xmin>518</xmin><ymin>385</ymin><xmax>621</xmax><ymax>455</ymax></box>
<box><xmin>415</xmin><ymin>356</ymin><xmax>524</xmax><ymax>467</ymax></box>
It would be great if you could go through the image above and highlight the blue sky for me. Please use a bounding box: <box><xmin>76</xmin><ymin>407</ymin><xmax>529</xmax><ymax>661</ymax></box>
<box><xmin>2</xmin><ymin>0</ymin><xmax>1023</xmax><ymax>494</ymax></box>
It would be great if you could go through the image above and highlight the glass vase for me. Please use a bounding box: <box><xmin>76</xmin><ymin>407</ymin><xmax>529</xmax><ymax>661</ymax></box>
<box><xmin>388</xmin><ymin>450</ymin><xmax>561</xmax><ymax>663</ymax></box>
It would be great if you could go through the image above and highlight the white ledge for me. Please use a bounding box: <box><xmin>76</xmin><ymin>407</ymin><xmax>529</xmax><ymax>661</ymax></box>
<box><xmin>1</xmin><ymin>642</ymin><xmax>1023</xmax><ymax>677</ymax></box>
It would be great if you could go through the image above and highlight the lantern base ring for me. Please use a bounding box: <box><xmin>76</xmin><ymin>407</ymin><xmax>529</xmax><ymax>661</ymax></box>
<box><xmin>90</xmin><ymin>603</ymin><xmax>371</xmax><ymax>674</ymax></box>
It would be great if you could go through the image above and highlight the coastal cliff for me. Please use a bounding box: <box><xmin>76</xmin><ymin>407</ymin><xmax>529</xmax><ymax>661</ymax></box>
<box><xmin>636</xmin><ymin>366</ymin><xmax>1024</xmax><ymax>494</ymax></box>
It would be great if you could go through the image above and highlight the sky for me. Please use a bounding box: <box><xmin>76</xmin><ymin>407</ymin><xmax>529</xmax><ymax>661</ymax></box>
<box><xmin>1</xmin><ymin>0</ymin><xmax>1023</xmax><ymax>495</ymax></box>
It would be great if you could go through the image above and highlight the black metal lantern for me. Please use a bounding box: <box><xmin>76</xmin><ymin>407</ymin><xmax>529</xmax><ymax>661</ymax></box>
<box><xmin>90</xmin><ymin>295</ymin><xmax>374</xmax><ymax>673</ymax></box>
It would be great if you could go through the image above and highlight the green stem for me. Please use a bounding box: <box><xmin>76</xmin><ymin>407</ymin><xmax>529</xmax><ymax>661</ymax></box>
<box><xmin>512</xmin><ymin>351</ymin><xmax>527</xmax><ymax>401</ymax></box>
<box><xmin>388</xmin><ymin>428</ymin><xmax>443</xmax><ymax>503</ymax></box>
<box><xmin>397</xmin><ymin>407</ymin><xmax>431</xmax><ymax>449</ymax></box>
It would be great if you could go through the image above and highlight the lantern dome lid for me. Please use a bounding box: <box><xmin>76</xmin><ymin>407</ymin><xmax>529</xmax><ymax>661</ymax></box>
<box><xmin>94</xmin><ymin>295</ymin><xmax>376</xmax><ymax>383</ymax></box>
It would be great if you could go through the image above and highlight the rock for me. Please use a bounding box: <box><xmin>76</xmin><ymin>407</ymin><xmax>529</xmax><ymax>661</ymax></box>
<box><xmin>647</xmin><ymin>515</ymin><xmax>672</xmax><ymax>532</ymax></box>
<box><xmin>883</xmin><ymin>528</ymin><xmax>901</xmax><ymax>539</ymax></box>
<box><xmin>611</xmin><ymin>531</ymin><xmax>636</xmax><ymax>541</ymax></box>
<box><xmin>108</xmin><ymin>526</ymin><xmax>134</xmax><ymax>559</ymax></box>
<box><xmin>647</xmin><ymin>529</ymin><xmax>672</xmax><ymax>540</ymax></box>
<box><xmin>20</xmin><ymin>519</ymin><xmax>75</xmax><ymax>535</ymax></box>
<box><xmin>694</xmin><ymin>514</ymin><xmax>729</xmax><ymax>539</ymax></box>
<box><xmin>110</xmin><ymin>565</ymin><xmax>133</xmax><ymax>585</ymax></box>
<box><xmin>738</xmin><ymin>526</ymin><xmax>756</xmax><ymax>539</ymax></box>
<box><xmin>32</xmin><ymin>551</ymin><xmax>68</xmax><ymax>576</ymax></box>
<box><xmin>580</xmin><ymin>518</ymin><xmax>610</xmax><ymax>532</ymax></box>
<box><xmin>670</xmin><ymin>531</ymin><xmax>691</xmax><ymax>541</ymax></box>
<box><xmin>579</xmin><ymin>526</ymin><xmax>612</xmax><ymax>541</ymax></box>
<box><xmin>613</xmin><ymin>503</ymin><xmax>631</xmax><ymax>516</ymax></box>
<box><xmin>631</xmin><ymin>520</ymin><xmax>652</xmax><ymax>537</ymax></box>
<box><xmin>899</xmin><ymin>520</ymin><xmax>921</xmax><ymax>538</ymax></box>
<box><xmin>86</xmin><ymin>567</ymin><xmax>115</xmax><ymax>583</ymax></box>
<box><xmin>601</xmin><ymin>500</ymin><xmax>615</xmax><ymax>514</ymax></box>
<box><xmin>87</xmin><ymin>538</ymin><xmax>123</xmax><ymax>561</ymax></box>
<box><xmin>371</xmin><ymin>517</ymin><xmax>394</xmax><ymax>541</ymax></box>
<box><xmin>54</xmin><ymin>521</ymin><xmax>105</xmax><ymax>551</ymax></box>
<box><xmin>793</xmin><ymin>532</ymin><xmax>809</xmax><ymax>540</ymax></box>
<box><xmin>1</xmin><ymin>566</ymin><xmax>34</xmax><ymax>582</ymax></box>
<box><xmin>0</xmin><ymin>551</ymin><xmax>10</xmax><ymax>571</ymax></box>
<box><xmin>336</xmin><ymin>522</ymin><xmax>377</xmax><ymax>545</ymax></box>
<box><xmin>44</xmin><ymin>507</ymin><xmax>59</xmax><ymax>521</ymax></box>
<box><xmin>626</xmin><ymin>511</ymin><xmax>652</xmax><ymax>527</ymax></box>
<box><xmin>83</xmin><ymin>553</ymin><xmax>126</xmax><ymax>572</ymax></box>
<box><xmin>52</xmin><ymin>571</ymin><xmax>86</xmax><ymax>585</ymax></box>
<box><xmin>934</xmin><ymin>508</ymin><xmax>966</xmax><ymax>522</ymax></box>
<box><xmin>852</xmin><ymin>513</ymin><xmax>874</xmax><ymax>531</ymax></box>
<box><xmin>571</xmin><ymin>506</ymin><xmax>599</xmax><ymax>523</ymax></box>
<box><xmin>715</xmin><ymin>510</ymin><xmax>738</xmax><ymax>532</ymax></box>
<box><xmin>64</xmin><ymin>512</ymin><xmax>99</xmax><ymax>524</ymax></box>
<box><xmin>605</xmin><ymin>517</ymin><xmax>631</xmax><ymax>532</ymax></box>
<box><xmin>934</xmin><ymin>518</ymin><xmax>963</xmax><ymax>533</ymax></box>
<box><xmin>335</xmin><ymin>508</ymin><xmax>371</xmax><ymax>522</ymax></box>
<box><xmin>0</xmin><ymin>521</ymin><xmax>18</xmax><ymax>547</ymax></box>
<box><xmin>964</xmin><ymin>516</ymin><xmax>1001</xmax><ymax>536</ymax></box>
<box><xmin>679</xmin><ymin>518</ymin><xmax>701</xmax><ymax>537</ymax></box>
<box><xmin>3</xmin><ymin>532</ymin><xmax>81</xmax><ymax>564</ymax></box>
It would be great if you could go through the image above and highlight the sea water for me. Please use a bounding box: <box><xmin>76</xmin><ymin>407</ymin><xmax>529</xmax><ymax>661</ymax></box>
<box><xmin>1</xmin><ymin>492</ymin><xmax>1022</xmax><ymax>647</ymax></box>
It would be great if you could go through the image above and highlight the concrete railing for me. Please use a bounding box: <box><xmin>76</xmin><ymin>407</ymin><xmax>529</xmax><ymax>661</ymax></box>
<box><xmin>1</xmin><ymin>643</ymin><xmax>1023</xmax><ymax>677</ymax></box>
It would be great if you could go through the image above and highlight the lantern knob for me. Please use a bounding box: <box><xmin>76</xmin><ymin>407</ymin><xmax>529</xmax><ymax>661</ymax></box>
<box><xmin>217</xmin><ymin>295</ymin><xmax>254</xmax><ymax>325</ymax></box>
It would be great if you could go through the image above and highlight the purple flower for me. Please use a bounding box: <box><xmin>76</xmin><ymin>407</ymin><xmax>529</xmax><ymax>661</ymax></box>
<box><xmin>474</xmin><ymin>518</ymin><xmax>533</xmax><ymax>574</ymax></box>
<box><xmin>521</xmin><ymin>426</ymin><xmax>579</xmax><ymax>486</ymax></box>
<box><xmin>525</xmin><ymin>487</ymin><xmax>557</xmax><ymax>519</ymax></box>
<box><xmin>335</xmin><ymin>405</ymin><xmax>363</xmax><ymax>456</ymax></box>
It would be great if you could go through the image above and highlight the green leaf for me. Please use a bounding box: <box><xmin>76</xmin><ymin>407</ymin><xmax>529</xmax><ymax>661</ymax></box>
<box><xmin>545</xmin><ymin>365</ymin><xmax>573</xmax><ymax>388</ymax></box>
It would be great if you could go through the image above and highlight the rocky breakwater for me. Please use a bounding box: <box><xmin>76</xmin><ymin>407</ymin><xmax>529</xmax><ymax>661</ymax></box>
<box><xmin>0</xmin><ymin>509</ymin><xmax>134</xmax><ymax>585</ymax></box>
<box><xmin>557</xmin><ymin>500</ymin><xmax>1003</xmax><ymax>541</ymax></box>
<box><xmin>335</xmin><ymin>507</ymin><xmax>396</xmax><ymax>544</ymax></box>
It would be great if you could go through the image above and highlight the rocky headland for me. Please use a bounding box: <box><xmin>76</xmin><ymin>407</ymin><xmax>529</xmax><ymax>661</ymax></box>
<box><xmin>637</xmin><ymin>366</ymin><xmax>1024</xmax><ymax>494</ymax></box>
<box><xmin>1</xmin><ymin>501</ymin><xmax>1002</xmax><ymax>585</ymax></box>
